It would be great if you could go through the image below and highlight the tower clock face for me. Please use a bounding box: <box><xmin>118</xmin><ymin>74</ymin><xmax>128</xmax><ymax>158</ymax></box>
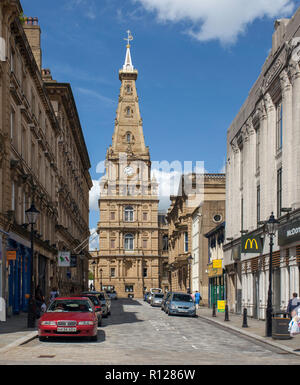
<box><xmin>124</xmin><ymin>166</ymin><xmax>134</xmax><ymax>176</ymax></box>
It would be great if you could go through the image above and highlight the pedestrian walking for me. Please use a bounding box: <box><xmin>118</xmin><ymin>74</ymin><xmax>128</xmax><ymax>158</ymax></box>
<box><xmin>49</xmin><ymin>287</ymin><xmax>59</xmax><ymax>303</ymax></box>
<box><xmin>194</xmin><ymin>291</ymin><xmax>201</xmax><ymax>310</ymax></box>
<box><xmin>287</xmin><ymin>293</ymin><xmax>300</xmax><ymax>318</ymax></box>
<box><xmin>35</xmin><ymin>285</ymin><xmax>44</xmax><ymax>319</ymax></box>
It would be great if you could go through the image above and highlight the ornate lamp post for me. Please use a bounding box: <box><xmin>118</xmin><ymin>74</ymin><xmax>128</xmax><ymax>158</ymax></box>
<box><xmin>265</xmin><ymin>212</ymin><xmax>279</xmax><ymax>337</ymax></box>
<box><xmin>25</xmin><ymin>200</ymin><xmax>40</xmax><ymax>328</ymax></box>
<box><xmin>100</xmin><ymin>268</ymin><xmax>103</xmax><ymax>291</ymax></box>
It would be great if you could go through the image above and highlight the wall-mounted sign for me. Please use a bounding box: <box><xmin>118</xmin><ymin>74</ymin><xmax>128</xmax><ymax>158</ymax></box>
<box><xmin>70</xmin><ymin>254</ymin><xmax>77</xmax><ymax>268</ymax></box>
<box><xmin>6</xmin><ymin>250</ymin><xmax>17</xmax><ymax>261</ymax></box>
<box><xmin>58</xmin><ymin>251</ymin><xmax>70</xmax><ymax>267</ymax></box>
<box><xmin>241</xmin><ymin>235</ymin><xmax>263</xmax><ymax>254</ymax></box>
<box><xmin>278</xmin><ymin>220</ymin><xmax>300</xmax><ymax>246</ymax></box>
<box><xmin>212</xmin><ymin>259</ymin><xmax>222</xmax><ymax>269</ymax></box>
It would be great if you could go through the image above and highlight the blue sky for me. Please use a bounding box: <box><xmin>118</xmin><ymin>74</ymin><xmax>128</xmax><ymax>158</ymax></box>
<box><xmin>21</xmin><ymin>0</ymin><xmax>300</xmax><ymax>247</ymax></box>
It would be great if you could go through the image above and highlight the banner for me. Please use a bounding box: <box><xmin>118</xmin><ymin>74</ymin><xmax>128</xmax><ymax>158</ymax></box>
<box><xmin>58</xmin><ymin>251</ymin><xmax>71</xmax><ymax>267</ymax></box>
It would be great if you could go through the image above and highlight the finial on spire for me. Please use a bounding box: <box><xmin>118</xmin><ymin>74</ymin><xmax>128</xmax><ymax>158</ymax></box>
<box><xmin>124</xmin><ymin>30</ymin><xmax>133</xmax><ymax>48</ymax></box>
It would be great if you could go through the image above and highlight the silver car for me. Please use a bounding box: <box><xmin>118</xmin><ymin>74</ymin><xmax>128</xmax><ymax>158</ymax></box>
<box><xmin>165</xmin><ymin>292</ymin><xmax>196</xmax><ymax>317</ymax></box>
<box><xmin>151</xmin><ymin>293</ymin><xmax>164</xmax><ymax>307</ymax></box>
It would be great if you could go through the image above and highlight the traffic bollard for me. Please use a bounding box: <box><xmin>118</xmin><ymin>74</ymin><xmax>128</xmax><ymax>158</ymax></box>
<box><xmin>242</xmin><ymin>308</ymin><xmax>248</xmax><ymax>328</ymax></box>
<box><xmin>224</xmin><ymin>305</ymin><xmax>229</xmax><ymax>321</ymax></box>
<box><xmin>212</xmin><ymin>303</ymin><xmax>216</xmax><ymax>317</ymax></box>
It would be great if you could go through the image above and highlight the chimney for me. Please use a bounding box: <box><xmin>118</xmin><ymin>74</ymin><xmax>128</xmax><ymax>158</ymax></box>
<box><xmin>23</xmin><ymin>17</ymin><xmax>42</xmax><ymax>71</ymax></box>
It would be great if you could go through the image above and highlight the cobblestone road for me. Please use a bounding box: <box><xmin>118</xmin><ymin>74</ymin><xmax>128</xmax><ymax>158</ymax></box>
<box><xmin>0</xmin><ymin>298</ymin><xmax>299</xmax><ymax>365</ymax></box>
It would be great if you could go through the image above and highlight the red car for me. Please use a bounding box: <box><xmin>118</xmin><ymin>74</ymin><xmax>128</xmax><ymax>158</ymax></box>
<box><xmin>38</xmin><ymin>297</ymin><xmax>98</xmax><ymax>342</ymax></box>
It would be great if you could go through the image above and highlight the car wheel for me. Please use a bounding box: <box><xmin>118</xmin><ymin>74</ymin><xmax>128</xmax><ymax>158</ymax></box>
<box><xmin>91</xmin><ymin>333</ymin><xmax>98</xmax><ymax>342</ymax></box>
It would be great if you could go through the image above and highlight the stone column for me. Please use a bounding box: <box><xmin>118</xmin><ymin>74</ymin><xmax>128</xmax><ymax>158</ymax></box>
<box><xmin>290</xmin><ymin>61</ymin><xmax>300</xmax><ymax>208</ymax></box>
<box><xmin>280</xmin><ymin>69</ymin><xmax>292</xmax><ymax>208</ymax></box>
<box><xmin>263</xmin><ymin>93</ymin><xmax>276</xmax><ymax>218</ymax></box>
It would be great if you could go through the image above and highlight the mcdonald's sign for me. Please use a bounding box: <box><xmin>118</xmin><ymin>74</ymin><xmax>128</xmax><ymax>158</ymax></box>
<box><xmin>241</xmin><ymin>235</ymin><xmax>263</xmax><ymax>253</ymax></box>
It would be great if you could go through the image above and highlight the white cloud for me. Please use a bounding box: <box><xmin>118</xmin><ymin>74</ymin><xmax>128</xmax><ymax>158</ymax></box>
<box><xmin>89</xmin><ymin>228</ymin><xmax>99</xmax><ymax>251</ymax></box>
<box><xmin>89</xmin><ymin>179</ymin><xmax>101</xmax><ymax>211</ymax></box>
<box><xmin>133</xmin><ymin>0</ymin><xmax>295</xmax><ymax>44</ymax></box>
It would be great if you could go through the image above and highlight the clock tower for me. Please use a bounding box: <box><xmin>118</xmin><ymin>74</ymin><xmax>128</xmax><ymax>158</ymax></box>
<box><xmin>95</xmin><ymin>32</ymin><xmax>169</xmax><ymax>298</ymax></box>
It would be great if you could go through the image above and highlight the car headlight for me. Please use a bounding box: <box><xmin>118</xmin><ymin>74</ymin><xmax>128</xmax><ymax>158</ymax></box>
<box><xmin>170</xmin><ymin>304</ymin><xmax>177</xmax><ymax>309</ymax></box>
<box><xmin>190</xmin><ymin>306</ymin><xmax>196</xmax><ymax>311</ymax></box>
<box><xmin>78</xmin><ymin>321</ymin><xmax>94</xmax><ymax>325</ymax></box>
<box><xmin>41</xmin><ymin>321</ymin><xmax>56</xmax><ymax>326</ymax></box>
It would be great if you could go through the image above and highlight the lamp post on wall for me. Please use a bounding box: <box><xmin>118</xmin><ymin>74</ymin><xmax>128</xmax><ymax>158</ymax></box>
<box><xmin>100</xmin><ymin>268</ymin><xmax>103</xmax><ymax>291</ymax></box>
<box><xmin>265</xmin><ymin>212</ymin><xmax>279</xmax><ymax>337</ymax></box>
<box><xmin>187</xmin><ymin>255</ymin><xmax>193</xmax><ymax>294</ymax></box>
<box><xmin>25</xmin><ymin>199</ymin><xmax>40</xmax><ymax>328</ymax></box>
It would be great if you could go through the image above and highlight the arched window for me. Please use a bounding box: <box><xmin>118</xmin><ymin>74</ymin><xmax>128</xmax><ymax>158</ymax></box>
<box><xmin>124</xmin><ymin>206</ymin><xmax>134</xmax><ymax>222</ymax></box>
<box><xmin>126</xmin><ymin>107</ymin><xmax>131</xmax><ymax>117</ymax></box>
<box><xmin>124</xmin><ymin>233</ymin><xmax>134</xmax><ymax>250</ymax></box>
<box><xmin>126</xmin><ymin>132</ymin><xmax>131</xmax><ymax>143</ymax></box>
<box><xmin>163</xmin><ymin>235</ymin><xmax>168</xmax><ymax>251</ymax></box>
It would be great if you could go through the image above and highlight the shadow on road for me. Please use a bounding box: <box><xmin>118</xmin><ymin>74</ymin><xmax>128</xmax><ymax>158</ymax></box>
<box><xmin>101</xmin><ymin>298</ymin><xmax>144</xmax><ymax>327</ymax></box>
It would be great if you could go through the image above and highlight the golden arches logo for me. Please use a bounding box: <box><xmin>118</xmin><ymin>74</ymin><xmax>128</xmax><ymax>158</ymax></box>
<box><xmin>245</xmin><ymin>238</ymin><xmax>258</xmax><ymax>250</ymax></box>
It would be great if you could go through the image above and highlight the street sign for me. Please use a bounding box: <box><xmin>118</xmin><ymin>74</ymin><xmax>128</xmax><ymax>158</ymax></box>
<box><xmin>213</xmin><ymin>259</ymin><xmax>222</xmax><ymax>269</ymax></box>
<box><xmin>241</xmin><ymin>235</ymin><xmax>263</xmax><ymax>253</ymax></box>
<box><xmin>58</xmin><ymin>251</ymin><xmax>71</xmax><ymax>267</ymax></box>
<box><xmin>6</xmin><ymin>250</ymin><xmax>17</xmax><ymax>261</ymax></box>
<box><xmin>217</xmin><ymin>300</ymin><xmax>226</xmax><ymax>313</ymax></box>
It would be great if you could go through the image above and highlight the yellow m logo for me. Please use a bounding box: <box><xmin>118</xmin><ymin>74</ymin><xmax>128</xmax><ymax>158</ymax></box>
<box><xmin>245</xmin><ymin>238</ymin><xmax>258</xmax><ymax>250</ymax></box>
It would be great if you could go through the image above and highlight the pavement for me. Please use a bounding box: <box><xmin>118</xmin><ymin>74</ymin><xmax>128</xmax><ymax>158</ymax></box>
<box><xmin>0</xmin><ymin>305</ymin><xmax>300</xmax><ymax>358</ymax></box>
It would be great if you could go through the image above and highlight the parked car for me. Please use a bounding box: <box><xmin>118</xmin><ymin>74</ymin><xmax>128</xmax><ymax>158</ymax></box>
<box><xmin>151</xmin><ymin>293</ymin><xmax>164</xmax><ymax>307</ymax></box>
<box><xmin>106</xmin><ymin>290</ymin><xmax>118</xmax><ymax>300</ymax></box>
<box><xmin>82</xmin><ymin>291</ymin><xmax>111</xmax><ymax>318</ymax></box>
<box><xmin>79</xmin><ymin>293</ymin><xmax>102</xmax><ymax>326</ymax></box>
<box><xmin>161</xmin><ymin>292</ymin><xmax>172</xmax><ymax>311</ymax></box>
<box><xmin>165</xmin><ymin>292</ymin><xmax>196</xmax><ymax>317</ymax></box>
<box><xmin>38</xmin><ymin>297</ymin><xmax>98</xmax><ymax>342</ymax></box>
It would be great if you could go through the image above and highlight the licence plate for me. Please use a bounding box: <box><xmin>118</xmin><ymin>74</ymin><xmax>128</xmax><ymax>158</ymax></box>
<box><xmin>178</xmin><ymin>309</ymin><xmax>188</xmax><ymax>312</ymax></box>
<box><xmin>57</xmin><ymin>327</ymin><xmax>77</xmax><ymax>332</ymax></box>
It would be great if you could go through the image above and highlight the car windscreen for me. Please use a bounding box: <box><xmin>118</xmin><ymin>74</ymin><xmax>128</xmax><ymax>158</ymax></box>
<box><xmin>47</xmin><ymin>299</ymin><xmax>93</xmax><ymax>313</ymax></box>
<box><xmin>172</xmin><ymin>294</ymin><xmax>193</xmax><ymax>302</ymax></box>
<box><xmin>154</xmin><ymin>294</ymin><xmax>164</xmax><ymax>298</ymax></box>
<box><xmin>97</xmin><ymin>293</ymin><xmax>105</xmax><ymax>300</ymax></box>
<box><xmin>86</xmin><ymin>296</ymin><xmax>100</xmax><ymax>305</ymax></box>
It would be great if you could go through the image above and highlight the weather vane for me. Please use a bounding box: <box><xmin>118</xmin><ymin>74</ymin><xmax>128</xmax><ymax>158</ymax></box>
<box><xmin>124</xmin><ymin>30</ymin><xmax>133</xmax><ymax>48</ymax></box>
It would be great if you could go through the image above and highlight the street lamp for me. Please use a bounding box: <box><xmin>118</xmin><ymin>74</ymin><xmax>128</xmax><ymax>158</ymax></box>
<box><xmin>265</xmin><ymin>212</ymin><xmax>279</xmax><ymax>337</ymax></box>
<box><xmin>100</xmin><ymin>268</ymin><xmax>103</xmax><ymax>291</ymax></box>
<box><xmin>25</xmin><ymin>200</ymin><xmax>40</xmax><ymax>328</ymax></box>
<box><xmin>187</xmin><ymin>255</ymin><xmax>193</xmax><ymax>294</ymax></box>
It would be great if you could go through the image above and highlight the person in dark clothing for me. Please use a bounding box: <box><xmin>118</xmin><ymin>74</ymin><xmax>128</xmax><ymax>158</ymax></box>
<box><xmin>35</xmin><ymin>285</ymin><xmax>44</xmax><ymax>319</ymax></box>
<box><xmin>287</xmin><ymin>293</ymin><xmax>300</xmax><ymax>318</ymax></box>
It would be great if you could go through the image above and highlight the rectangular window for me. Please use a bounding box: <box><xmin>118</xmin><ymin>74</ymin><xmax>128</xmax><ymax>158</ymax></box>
<box><xmin>256</xmin><ymin>126</ymin><xmax>260</xmax><ymax>171</ymax></box>
<box><xmin>277</xmin><ymin>168</ymin><xmax>282</xmax><ymax>217</ymax></box>
<box><xmin>111</xmin><ymin>212</ymin><xmax>115</xmax><ymax>220</ymax></box>
<box><xmin>11</xmin><ymin>182</ymin><xmax>15</xmax><ymax>210</ymax></box>
<box><xmin>110</xmin><ymin>268</ymin><xmax>115</xmax><ymax>278</ymax></box>
<box><xmin>241</xmin><ymin>197</ymin><xmax>244</xmax><ymax>231</ymax></box>
<box><xmin>10</xmin><ymin>109</ymin><xmax>15</xmax><ymax>141</ymax></box>
<box><xmin>257</xmin><ymin>185</ymin><xmax>260</xmax><ymax>225</ymax></box>
<box><xmin>184</xmin><ymin>232</ymin><xmax>188</xmax><ymax>253</ymax></box>
<box><xmin>143</xmin><ymin>239</ymin><xmax>147</xmax><ymax>249</ymax></box>
<box><xmin>143</xmin><ymin>268</ymin><xmax>147</xmax><ymax>278</ymax></box>
<box><xmin>110</xmin><ymin>239</ymin><xmax>115</xmax><ymax>249</ymax></box>
<box><xmin>276</xmin><ymin>100</ymin><xmax>283</xmax><ymax>151</ymax></box>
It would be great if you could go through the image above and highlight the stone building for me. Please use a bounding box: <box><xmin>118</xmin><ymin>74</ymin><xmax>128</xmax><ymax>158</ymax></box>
<box><xmin>93</xmin><ymin>36</ymin><xmax>169</xmax><ymax>298</ymax></box>
<box><xmin>224</xmin><ymin>7</ymin><xmax>300</xmax><ymax>318</ymax></box>
<box><xmin>0</xmin><ymin>0</ymin><xmax>92</xmax><ymax>316</ymax></box>
<box><xmin>167</xmin><ymin>173</ymin><xmax>225</xmax><ymax>304</ymax></box>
